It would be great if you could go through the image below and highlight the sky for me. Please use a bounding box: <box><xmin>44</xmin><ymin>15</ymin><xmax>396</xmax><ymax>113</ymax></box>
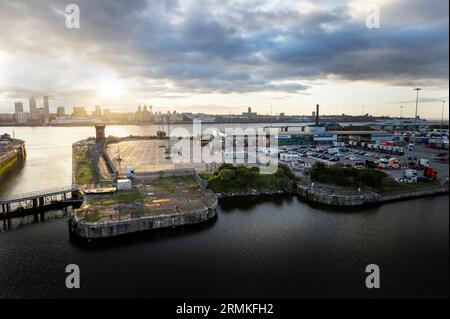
<box><xmin>0</xmin><ymin>0</ymin><xmax>448</xmax><ymax>119</ymax></box>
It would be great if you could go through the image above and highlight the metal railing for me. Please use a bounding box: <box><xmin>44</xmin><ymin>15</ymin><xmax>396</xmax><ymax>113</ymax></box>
<box><xmin>0</xmin><ymin>186</ymin><xmax>76</xmax><ymax>204</ymax></box>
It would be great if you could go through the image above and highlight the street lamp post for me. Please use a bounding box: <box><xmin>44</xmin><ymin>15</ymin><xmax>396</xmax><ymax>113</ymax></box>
<box><xmin>441</xmin><ymin>100</ymin><xmax>446</xmax><ymax>137</ymax></box>
<box><xmin>413</xmin><ymin>88</ymin><xmax>422</xmax><ymax>132</ymax></box>
<box><xmin>411</xmin><ymin>88</ymin><xmax>422</xmax><ymax>161</ymax></box>
<box><xmin>400</xmin><ymin>105</ymin><xmax>404</xmax><ymax>131</ymax></box>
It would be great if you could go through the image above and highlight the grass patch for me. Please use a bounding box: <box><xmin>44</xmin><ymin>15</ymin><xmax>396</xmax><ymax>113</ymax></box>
<box><xmin>88</xmin><ymin>189</ymin><xmax>144</xmax><ymax>205</ymax></box>
<box><xmin>151</xmin><ymin>176</ymin><xmax>198</xmax><ymax>193</ymax></box>
<box><xmin>74</xmin><ymin>147</ymin><xmax>99</xmax><ymax>185</ymax></box>
<box><xmin>310</xmin><ymin>162</ymin><xmax>441</xmax><ymax>193</ymax></box>
<box><xmin>375</xmin><ymin>177</ymin><xmax>440</xmax><ymax>193</ymax></box>
<box><xmin>311</xmin><ymin>162</ymin><xmax>387</xmax><ymax>189</ymax></box>
<box><xmin>81</xmin><ymin>212</ymin><xmax>100</xmax><ymax>223</ymax></box>
<box><xmin>205</xmin><ymin>164</ymin><xmax>295</xmax><ymax>193</ymax></box>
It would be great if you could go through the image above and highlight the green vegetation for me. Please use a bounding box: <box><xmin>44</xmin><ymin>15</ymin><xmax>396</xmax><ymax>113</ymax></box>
<box><xmin>205</xmin><ymin>164</ymin><xmax>295</xmax><ymax>193</ymax></box>
<box><xmin>88</xmin><ymin>189</ymin><xmax>144</xmax><ymax>205</ymax></box>
<box><xmin>156</xmin><ymin>131</ymin><xmax>167</xmax><ymax>138</ymax></box>
<box><xmin>310</xmin><ymin>162</ymin><xmax>387</xmax><ymax>189</ymax></box>
<box><xmin>81</xmin><ymin>212</ymin><xmax>100</xmax><ymax>223</ymax></box>
<box><xmin>74</xmin><ymin>147</ymin><xmax>99</xmax><ymax>185</ymax></box>
<box><xmin>310</xmin><ymin>162</ymin><xmax>441</xmax><ymax>192</ymax></box>
<box><xmin>151</xmin><ymin>175</ymin><xmax>198</xmax><ymax>194</ymax></box>
<box><xmin>376</xmin><ymin>177</ymin><xmax>440</xmax><ymax>193</ymax></box>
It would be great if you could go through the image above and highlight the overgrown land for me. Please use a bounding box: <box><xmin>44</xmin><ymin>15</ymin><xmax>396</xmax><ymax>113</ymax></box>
<box><xmin>203</xmin><ymin>164</ymin><xmax>295</xmax><ymax>194</ymax></box>
<box><xmin>310</xmin><ymin>162</ymin><xmax>439</xmax><ymax>192</ymax></box>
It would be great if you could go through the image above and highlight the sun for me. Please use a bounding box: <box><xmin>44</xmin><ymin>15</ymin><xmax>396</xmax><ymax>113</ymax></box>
<box><xmin>98</xmin><ymin>78</ymin><xmax>127</xmax><ymax>98</ymax></box>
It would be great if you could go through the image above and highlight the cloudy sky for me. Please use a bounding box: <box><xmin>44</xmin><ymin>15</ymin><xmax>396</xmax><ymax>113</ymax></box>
<box><xmin>0</xmin><ymin>0</ymin><xmax>448</xmax><ymax>119</ymax></box>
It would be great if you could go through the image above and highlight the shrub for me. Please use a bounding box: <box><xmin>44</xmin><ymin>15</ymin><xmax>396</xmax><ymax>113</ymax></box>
<box><xmin>310</xmin><ymin>162</ymin><xmax>387</xmax><ymax>189</ymax></box>
<box><xmin>206</xmin><ymin>164</ymin><xmax>295</xmax><ymax>193</ymax></box>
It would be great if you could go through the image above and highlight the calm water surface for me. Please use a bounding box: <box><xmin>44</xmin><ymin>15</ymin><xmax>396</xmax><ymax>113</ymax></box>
<box><xmin>0</xmin><ymin>125</ymin><xmax>448</xmax><ymax>298</ymax></box>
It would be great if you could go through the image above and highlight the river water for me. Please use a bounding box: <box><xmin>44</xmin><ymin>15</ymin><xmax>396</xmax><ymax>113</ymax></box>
<box><xmin>0</xmin><ymin>125</ymin><xmax>448</xmax><ymax>298</ymax></box>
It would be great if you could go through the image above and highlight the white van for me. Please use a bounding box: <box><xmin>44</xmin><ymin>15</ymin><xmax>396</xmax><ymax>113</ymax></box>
<box><xmin>280</xmin><ymin>153</ymin><xmax>299</xmax><ymax>162</ymax></box>
<box><xmin>403</xmin><ymin>169</ymin><xmax>418</xmax><ymax>183</ymax></box>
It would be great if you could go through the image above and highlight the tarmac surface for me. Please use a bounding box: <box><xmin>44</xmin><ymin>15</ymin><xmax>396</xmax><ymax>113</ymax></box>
<box><xmin>105</xmin><ymin>139</ymin><xmax>223</xmax><ymax>174</ymax></box>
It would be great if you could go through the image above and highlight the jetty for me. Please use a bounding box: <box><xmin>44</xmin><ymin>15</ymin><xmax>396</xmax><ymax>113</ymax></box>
<box><xmin>0</xmin><ymin>186</ymin><xmax>82</xmax><ymax>227</ymax></box>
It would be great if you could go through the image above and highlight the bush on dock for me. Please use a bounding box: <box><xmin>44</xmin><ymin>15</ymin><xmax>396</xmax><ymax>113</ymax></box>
<box><xmin>205</xmin><ymin>164</ymin><xmax>295</xmax><ymax>193</ymax></box>
<box><xmin>310</xmin><ymin>162</ymin><xmax>386</xmax><ymax>189</ymax></box>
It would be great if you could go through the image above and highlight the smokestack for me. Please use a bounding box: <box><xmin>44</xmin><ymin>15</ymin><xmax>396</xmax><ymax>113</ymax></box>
<box><xmin>315</xmin><ymin>104</ymin><xmax>320</xmax><ymax>125</ymax></box>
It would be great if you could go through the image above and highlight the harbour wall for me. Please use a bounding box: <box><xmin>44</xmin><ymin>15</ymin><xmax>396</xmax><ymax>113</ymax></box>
<box><xmin>297</xmin><ymin>184</ymin><xmax>449</xmax><ymax>207</ymax></box>
<box><xmin>69</xmin><ymin>198</ymin><xmax>219</xmax><ymax>239</ymax></box>
<box><xmin>0</xmin><ymin>141</ymin><xmax>26</xmax><ymax>181</ymax></box>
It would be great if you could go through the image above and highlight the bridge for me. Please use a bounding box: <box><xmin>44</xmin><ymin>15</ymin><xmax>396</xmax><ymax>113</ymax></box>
<box><xmin>0</xmin><ymin>186</ymin><xmax>83</xmax><ymax>227</ymax></box>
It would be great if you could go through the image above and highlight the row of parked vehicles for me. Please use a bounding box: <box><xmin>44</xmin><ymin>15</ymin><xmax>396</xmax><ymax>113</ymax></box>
<box><xmin>348</xmin><ymin>141</ymin><xmax>406</xmax><ymax>155</ymax></box>
<box><xmin>402</xmin><ymin>167</ymin><xmax>438</xmax><ymax>183</ymax></box>
<box><xmin>279</xmin><ymin>143</ymin><xmax>440</xmax><ymax>184</ymax></box>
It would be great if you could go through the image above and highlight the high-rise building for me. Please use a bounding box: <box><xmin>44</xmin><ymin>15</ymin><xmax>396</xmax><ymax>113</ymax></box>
<box><xmin>29</xmin><ymin>97</ymin><xmax>37</xmax><ymax>113</ymax></box>
<box><xmin>14</xmin><ymin>101</ymin><xmax>26</xmax><ymax>124</ymax></box>
<box><xmin>43</xmin><ymin>96</ymin><xmax>49</xmax><ymax>117</ymax></box>
<box><xmin>57</xmin><ymin>106</ymin><xmax>65</xmax><ymax>117</ymax></box>
<box><xmin>14</xmin><ymin>102</ymin><xmax>23</xmax><ymax>114</ymax></box>
<box><xmin>16</xmin><ymin>112</ymin><xmax>28</xmax><ymax>125</ymax></box>
<box><xmin>92</xmin><ymin>105</ymin><xmax>102</xmax><ymax>118</ymax></box>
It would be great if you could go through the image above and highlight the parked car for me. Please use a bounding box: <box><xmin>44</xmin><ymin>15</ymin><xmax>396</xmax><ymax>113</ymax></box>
<box><xmin>354</xmin><ymin>161</ymin><xmax>365</xmax><ymax>168</ymax></box>
<box><xmin>349</xmin><ymin>155</ymin><xmax>361</xmax><ymax>161</ymax></box>
<box><xmin>365</xmin><ymin>160</ymin><xmax>377</xmax><ymax>168</ymax></box>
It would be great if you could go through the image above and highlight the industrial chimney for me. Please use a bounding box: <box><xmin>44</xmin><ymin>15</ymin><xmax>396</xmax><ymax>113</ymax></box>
<box><xmin>315</xmin><ymin>104</ymin><xmax>320</xmax><ymax>125</ymax></box>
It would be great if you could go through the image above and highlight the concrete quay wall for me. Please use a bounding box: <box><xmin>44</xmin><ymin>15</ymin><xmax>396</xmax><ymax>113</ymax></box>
<box><xmin>0</xmin><ymin>140</ymin><xmax>26</xmax><ymax>181</ymax></box>
<box><xmin>378</xmin><ymin>186</ymin><xmax>449</xmax><ymax>203</ymax></box>
<box><xmin>297</xmin><ymin>184</ymin><xmax>448</xmax><ymax>207</ymax></box>
<box><xmin>70</xmin><ymin>198</ymin><xmax>219</xmax><ymax>239</ymax></box>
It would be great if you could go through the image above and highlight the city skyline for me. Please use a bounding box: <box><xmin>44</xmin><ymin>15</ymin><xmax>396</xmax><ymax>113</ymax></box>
<box><xmin>0</xmin><ymin>0</ymin><xmax>449</xmax><ymax>119</ymax></box>
<box><xmin>5</xmin><ymin>94</ymin><xmax>449</xmax><ymax>121</ymax></box>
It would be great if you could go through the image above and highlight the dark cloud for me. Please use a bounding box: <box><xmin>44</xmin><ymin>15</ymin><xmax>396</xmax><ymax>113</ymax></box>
<box><xmin>0</xmin><ymin>0</ymin><xmax>448</xmax><ymax>97</ymax></box>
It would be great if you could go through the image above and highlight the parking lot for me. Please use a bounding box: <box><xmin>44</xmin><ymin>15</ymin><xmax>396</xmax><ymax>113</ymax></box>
<box><xmin>281</xmin><ymin>143</ymin><xmax>449</xmax><ymax>183</ymax></box>
<box><xmin>105</xmin><ymin>139</ymin><xmax>219</xmax><ymax>174</ymax></box>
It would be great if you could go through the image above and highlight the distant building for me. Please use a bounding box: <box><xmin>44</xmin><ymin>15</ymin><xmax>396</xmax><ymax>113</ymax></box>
<box><xmin>43</xmin><ymin>96</ymin><xmax>49</xmax><ymax>118</ymax></box>
<box><xmin>134</xmin><ymin>104</ymin><xmax>154</xmax><ymax>123</ymax></box>
<box><xmin>14</xmin><ymin>102</ymin><xmax>23</xmax><ymax>114</ymax></box>
<box><xmin>16</xmin><ymin>112</ymin><xmax>28</xmax><ymax>125</ymax></box>
<box><xmin>142</xmin><ymin>105</ymin><xmax>152</xmax><ymax>122</ymax></box>
<box><xmin>373</xmin><ymin>117</ymin><xmax>428</xmax><ymax>131</ymax></box>
<box><xmin>103</xmin><ymin>109</ymin><xmax>111</xmax><ymax>120</ymax></box>
<box><xmin>72</xmin><ymin>106</ymin><xmax>88</xmax><ymax>118</ymax></box>
<box><xmin>57</xmin><ymin>106</ymin><xmax>65</xmax><ymax>117</ymax></box>
<box><xmin>92</xmin><ymin>105</ymin><xmax>102</xmax><ymax>118</ymax></box>
<box><xmin>306</xmin><ymin>104</ymin><xmax>325</xmax><ymax>133</ymax></box>
<box><xmin>14</xmin><ymin>102</ymin><xmax>26</xmax><ymax>124</ymax></box>
<box><xmin>29</xmin><ymin>97</ymin><xmax>37</xmax><ymax>113</ymax></box>
<box><xmin>0</xmin><ymin>113</ymin><xmax>14</xmax><ymax>124</ymax></box>
<box><xmin>243</xmin><ymin>107</ymin><xmax>257</xmax><ymax>117</ymax></box>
